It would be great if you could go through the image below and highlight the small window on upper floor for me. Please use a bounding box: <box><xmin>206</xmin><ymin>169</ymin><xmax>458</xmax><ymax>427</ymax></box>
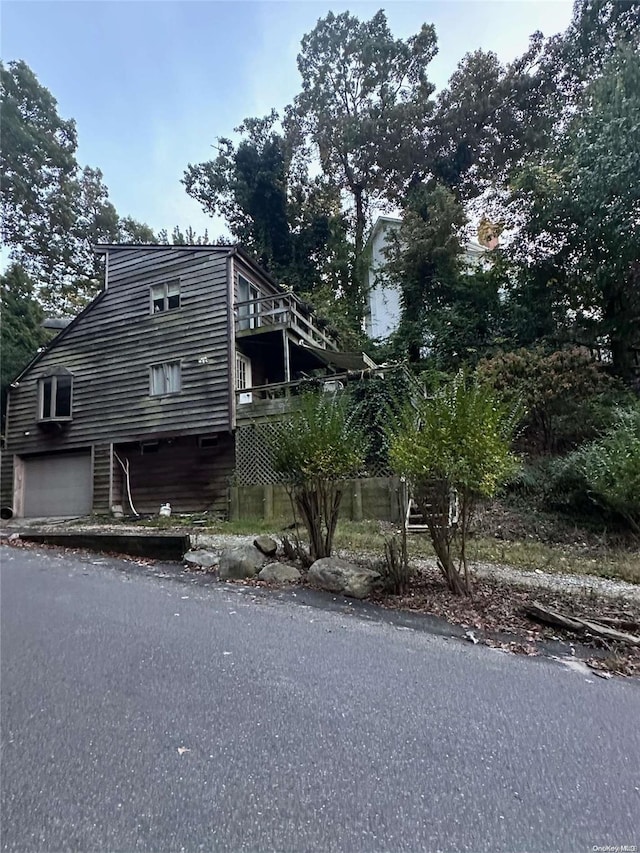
<box><xmin>37</xmin><ymin>369</ymin><xmax>73</xmax><ymax>421</ymax></box>
<box><xmin>150</xmin><ymin>279</ymin><xmax>181</xmax><ymax>313</ymax></box>
<box><xmin>150</xmin><ymin>361</ymin><xmax>182</xmax><ymax>396</ymax></box>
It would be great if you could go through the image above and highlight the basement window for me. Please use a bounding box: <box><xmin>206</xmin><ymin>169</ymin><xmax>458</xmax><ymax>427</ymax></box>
<box><xmin>197</xmin><ymin>435</ymin><xmax>218</xmax><ymax>449</ymax></box>
<box><xmin>37</xmin><ymin>369</ymin><xmax>73</xmax><ymax>421</ymax></box>
<box><xmin>151</xmin><ymin>279</ymin><xmax>181</xmax><ymax>313</ymax></box>
<box><xmin>150</xmin><ymin>361</ymin><xmax>182</xmax><ymax>396</ymax></box>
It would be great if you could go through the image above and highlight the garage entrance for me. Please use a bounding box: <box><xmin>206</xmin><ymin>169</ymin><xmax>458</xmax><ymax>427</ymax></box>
<box><xmin>22</xmin><ymin>451</ymin><xmax>93</xmax><ymax>517</ymax></box>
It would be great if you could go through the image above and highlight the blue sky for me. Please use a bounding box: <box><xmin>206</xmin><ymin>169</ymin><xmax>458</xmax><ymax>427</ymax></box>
<box><xmin>3</xmin><ymin>1</ymin><xmax>574</xmax><ymax>239</ymax></box>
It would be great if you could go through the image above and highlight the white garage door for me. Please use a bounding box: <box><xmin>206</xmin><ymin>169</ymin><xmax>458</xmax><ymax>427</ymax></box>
<box><xmin>23</xmin><ymin>452</ymin><xmax>92</xmax><ymax>517</ymax></box>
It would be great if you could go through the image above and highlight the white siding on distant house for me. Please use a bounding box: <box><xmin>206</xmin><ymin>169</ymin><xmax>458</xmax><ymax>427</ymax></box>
<box><xmin>364</xmin><ymin>218</ymin><xmax>402</xmax><ymax>339</ymax></box>
<box><xmin>364</xmin><ymin>218</ymin><xmax>493</xmax><ymax>341</ymax></box>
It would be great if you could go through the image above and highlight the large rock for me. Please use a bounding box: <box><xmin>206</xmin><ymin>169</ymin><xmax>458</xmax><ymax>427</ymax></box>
<box><xmin>258</xmin><ymin>563</ymin><xmax>301</xmax><ymax>583</ymax></box>
<box><xmin>254</xmin><ymin>535</ymin><xmax>278</xmax><ymax>557</ymax></box>
<box><xmin>219</xmin><ymin>544</ymin><xmax>267</xmax><ymax>580</ymax></box>
<box><xmin>183</xmin><ymin>549</ymin><xmax>218</xmax><ymax>569</ymax></box>
<box><xmin>308</xmin><ymin>557</ymin><xmax>381</xmax><ymax>600</ymax></box>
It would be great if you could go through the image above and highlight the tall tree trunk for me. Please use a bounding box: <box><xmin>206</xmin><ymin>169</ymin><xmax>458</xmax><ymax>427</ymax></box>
<box><xmin>352</xmin><ymin>185</ymin><xmax>365</xmax><ymax>328</ymax></box>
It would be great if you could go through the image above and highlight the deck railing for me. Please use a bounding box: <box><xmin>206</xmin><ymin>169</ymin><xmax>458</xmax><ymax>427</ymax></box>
<box><xmin>235</xmin><ymin>293</ymin><xmax>337</xmax><ymax>351</ymax></box>
<box><xmin>235</xmin><ymin>374</ymin><xmax>348</xmax><ymax>422</ymax></box>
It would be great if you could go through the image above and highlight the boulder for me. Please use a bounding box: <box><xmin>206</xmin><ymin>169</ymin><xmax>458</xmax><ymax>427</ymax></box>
<box><xmin>254</xmin><ymin>535</ymin><xmax>278</xmax><ymax>557</ymax></box>
<box><xmin>183</xmin><ymin>549</ymin><xmax>218</xmax><ymax>569</ymax></box>
<box><xmin>258</xmin><ymin>563</ymin><xmax>301</xmax><ymax>583</ymax></box>
<box><xmin>219</xmin><ymin>544</ymin><xmax>267</xmax><ymax>580</ymax></box>
<box><xmin>308</xmin><ymin>557</ymin><xmax>381</xmax><ymax>600</ymax></box>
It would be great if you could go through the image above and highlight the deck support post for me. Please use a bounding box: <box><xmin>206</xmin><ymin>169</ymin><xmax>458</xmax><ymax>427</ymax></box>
<box><xmin>283</xmin><ymin>330</ymin><xmax>291</xmax><ymax>383</ymax></box>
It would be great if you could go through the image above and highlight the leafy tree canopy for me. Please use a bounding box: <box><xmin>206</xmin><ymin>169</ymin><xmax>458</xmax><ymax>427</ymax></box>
<box><xmin>184</xmin><ymin>110</ymin><xmax>350</xmax><ymax>305</ymax></box>
<box><xmin>0</xmin><ymin>264</ymin><xmax>50</xmax><ymax>427</ymax></box>
<box><xmin>291</xmin><ymin>10</ymin><xmax>438</xmax><ymax>322</ymax></box>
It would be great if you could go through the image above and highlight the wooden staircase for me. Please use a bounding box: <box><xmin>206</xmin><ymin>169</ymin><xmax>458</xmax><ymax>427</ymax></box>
<box><xmin>402</xmin><ymin>480</ymin><xmax>459</xmax><ymax>534</ymax></box>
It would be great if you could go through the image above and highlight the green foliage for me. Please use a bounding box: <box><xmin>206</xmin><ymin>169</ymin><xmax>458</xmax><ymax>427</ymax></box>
<box><xmin>578</xmin><ymin>405</ymin><xmax>640</xmax><ymax>533</ymax></box>
<box><xmin>0</xmin><ymin>264</ymin><xmax>50</xmax><ymax>428</ymax></box>
<box><xmin>269</xmin><ymin>393</ymin><xmax>365</xmax><ymax>484</ymax></box>
<box><xmin>184</xmin><ymin>111</ymin><xmax>350</xmax><ymax>313</ymax></box>
<box><xmin>390</xmin><ymin>373</ymin><xmax>520</xmax><ymax>498</ymax></box>
<box><xmin>427</xmin><ymin>38</ymin><xmax>554</xmax><ymax>199</ymax></box>
<box><xmin>263</xmin><ymin>393</ymin><xmax>366</xmax><ymax>560</ymax></box>
<box><xmin>292</xmin><ymin>9</ymin><xmax>438</xmax><ymax>324</ymax></box>
<box><xmin>0</xmin><ymin>60</ymin><xmax>77</xmax><ymax>249</ymax></box>
<box><xmin>1</xmin><ymin>60</ymin><xmax>161</xmax><ymax>315</ymax></box>
<box><xmin>384</xmin><ymin>182</ymin><xmax>466</xmax><ymax>363</ymax></box>
<box><xmin>348</xmin><ymin>367</ymin><xmax>419</xmax><ymax>474</ymax></box>
<box><xmin>477</xmin><ymin>347</ymin><xmax>624</xmax><ymax>453</ymax></box>
<box><xmin>509</xmin><ymin>44</ymin><xmax>640</xmax><ymax>377</ymax></box>
<box><xmin>389</xmin><ymin>372</ymin><xmax>520</xmax><ymax>593</ymax></box>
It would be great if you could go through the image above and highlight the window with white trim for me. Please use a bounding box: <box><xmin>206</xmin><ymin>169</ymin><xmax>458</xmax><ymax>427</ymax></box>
<box><xmin>37</xmin><ymin>370</ymin><xmax>73</xmax><ymax>421</ymax></box>
<box><xmin>150</xmin><ymin>361</ymin><xmax>182</xmax><ymax>396</ymax></box>
<box><xmin>235</xmin><ymin>353</ymin><xmax>252</xmax><ymax>390</ymax></box>
<box><xmin>237</xmin><ymin>275</ymin><xmax>260</xmax><ymax>330</ymax></box>
<box><xmin>150</xmin><ymin>279</ymin><xmax>181</xmax><ymax>313</ymax></box>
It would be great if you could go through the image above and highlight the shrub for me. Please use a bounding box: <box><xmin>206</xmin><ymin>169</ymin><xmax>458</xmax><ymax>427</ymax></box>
<box><xmin>578</xmin><ymin>406</ymin><xmax>640</xmax><ymax>534</ymax></box>
<box><xmin>379</xmin><ymin>532</ymin><xmax>412</xmax><ymax>594</ymax></box>
<box><xmin>348</xmin><ymin>366</ymin><xmax>419</xmax><ymax>475</ymax></box>
<box><xmin>389</xmin><ymin>372</ymin><xmax>521</xmax><ymax>595</ymax></box>
<box><xmin>263</xmin><ymin>392</ymin><xmax>366</xmax><ymax>561</ymax></box>
<box><xmin>477</xmin><ymin>347</ymin><xmax>623</xmax><ymax>453</ymax></box>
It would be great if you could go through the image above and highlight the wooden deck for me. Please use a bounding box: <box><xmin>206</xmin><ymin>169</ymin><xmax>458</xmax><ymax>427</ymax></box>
<box><xmin>235</xmin><ymin>293</ymin><xmax>338</xmax><ymax>351</ymax></box>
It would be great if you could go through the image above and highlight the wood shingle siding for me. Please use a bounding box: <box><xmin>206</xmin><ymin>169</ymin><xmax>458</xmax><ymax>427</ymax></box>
<box><xmin>6</xmin><ymin>248</ymin><xmax>233</xmax><ymax>455</ymax></box>
<box><xmin>0</xmin><ymin>451</ymin><xmax>14</xmax><ymax>514</ymax></box>
<box><xmin>92</xmin><ymin>444</ymin><xmax>113</xmax><ymax>514</ymax></box>
<box><xmin>115</xmin><ymin>434</ymin><xmax>234</xmax><ymax>516</ymax></box>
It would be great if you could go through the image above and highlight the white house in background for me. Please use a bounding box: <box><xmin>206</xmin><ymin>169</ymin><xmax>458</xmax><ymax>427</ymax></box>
<box><xmin>363</xmin><ymin>217</ymin><xmax>403</xmax><ymax>339</ymax></box>
<box><xmin>363</xmin><ymin>215</ymin><xmax>500</xmax><ymax>340</ymax></box>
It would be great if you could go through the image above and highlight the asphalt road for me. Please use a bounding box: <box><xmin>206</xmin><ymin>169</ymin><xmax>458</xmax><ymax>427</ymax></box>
<box><xmin>1</xmin><ymin>544</ymin><xmax>639</xmax><ymax>853</ymax></box>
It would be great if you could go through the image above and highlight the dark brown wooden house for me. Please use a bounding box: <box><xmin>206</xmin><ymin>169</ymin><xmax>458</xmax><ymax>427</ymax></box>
<box><xmin>1</xmin><ymin>244</ymin><xmax>370</xmax><ymax>519</ymax></box>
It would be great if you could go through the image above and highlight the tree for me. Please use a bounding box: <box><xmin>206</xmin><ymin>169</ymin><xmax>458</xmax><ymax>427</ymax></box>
<box><xmin>1</xmin><ymin>60</ymin><xmax>161</xmax><ymax>315</ymax></box>
<box><xmin>117</xmin><ymin>216</ymin><xmax>157</xmax><ymax>244</ymax></box>
<box><xmin>184</xmin><ymin>112</ymin><xmax>292</xmax><ymax>265</ymax></box>
<box><xmin>382</xmin><ymin>182</ymin><xmax>466</xmax><ymax>363</ymax></box>
<box><xmin>264</xmin><ymin>393</ymin><xmax>366</xmax><ymax>562</ymax></box>
<box><xmin>426</xmin><ymin>38</ymin><xmax>555</xmax><ymax>200</ymax></box>
<box><xmin>0</xmin><ymin>265</ymin><xmax>50</xmax><ymax>429</ymax></box>
<box><xmin>512</xmin><ymin>45</ymin><xmax>640</xmax><ymax>378</ymax></box>
<box><xmin>1</xmin><ymin>60</ymin><xmax>79</xmax><ymax>305</ymax></box>
<box><xmin>389</xmin><ymin>372</ymin><xmax>520</xmax><ymax>594</ymax></box>
<box><xmin>292</xmin><ymin>10</ymin><xmax>438</xmax><ymax>324</ymax></box>
<box><xmin>545</xmin><ymin>0</ymin><xmax>640</xmax><ymax>105</ymax></box>
<box><xmin>184</xmin><ymin>111</ymin><xmax>351</xmax><ymax>319</ymax></box>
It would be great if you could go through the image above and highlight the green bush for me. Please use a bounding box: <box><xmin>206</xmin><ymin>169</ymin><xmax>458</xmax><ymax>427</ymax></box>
<box><xmin>263</xmin><ymin>392</ymin><xmax>366</xmax><ymax>561</ymax></box>
<box><xmin>578</xmin><ymin>406</ymin><xmax>640</xmax><ymax>534</ymax></box>
<box><xmin>348</xmin><ymin>366</ymin><xmax>419</xmax><ymax>474</ymax></box>
<box><xmin>477</xmin><ymin>347</ymin><xmax>624</xmax><ymax>454</ymax></box>
<box><xmin>389</xmin><ymin>372</ymin><xmax>521</xmax><ymax>594</ymax></box>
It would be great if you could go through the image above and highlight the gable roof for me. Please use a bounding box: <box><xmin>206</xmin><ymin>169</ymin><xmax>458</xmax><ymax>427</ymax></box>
<box><xmin>10</xmin><ymin>244</ymin><xmax>288</xmax><ymax>386</ymax></box>
<box><xmin>11</xmin><ymin>290</ymin><xmax>108</xmax><ymax>385</ymax></box>
<box><xmin>365</xmin><ymin>216</ymin><xmax>402</xmax><ymax>252</ymax></box>
<box><xmin>94</xmin><ymin>243</ymin><xmax>287</xmax><ymax>296</ymax></box>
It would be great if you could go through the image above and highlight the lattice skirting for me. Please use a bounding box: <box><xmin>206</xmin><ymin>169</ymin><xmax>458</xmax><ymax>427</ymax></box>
<box><xmin>235</xmin><ymin>424</ymin><xmax>285</xmax><ymax>485</ymax></box>
<box><xmin>234</xmin><ymin>424</ymin><xmax>392</xmax><ymax>485</ymax></box>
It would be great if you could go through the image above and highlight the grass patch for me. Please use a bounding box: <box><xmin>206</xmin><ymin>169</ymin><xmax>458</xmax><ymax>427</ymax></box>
<box><xmin>468</xmin><ymin>536</ymin><xmax>640</xmax><ymax>585</ymax></box>
<box><xmin>331</xmin><ymin>521</ymin><xmax>639</xmax><ymax>585</ymax></box>
<box><xmin>87</xmin><ymin>513</ymin><xmax>639</xmax><ymax>585</ymax></box>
